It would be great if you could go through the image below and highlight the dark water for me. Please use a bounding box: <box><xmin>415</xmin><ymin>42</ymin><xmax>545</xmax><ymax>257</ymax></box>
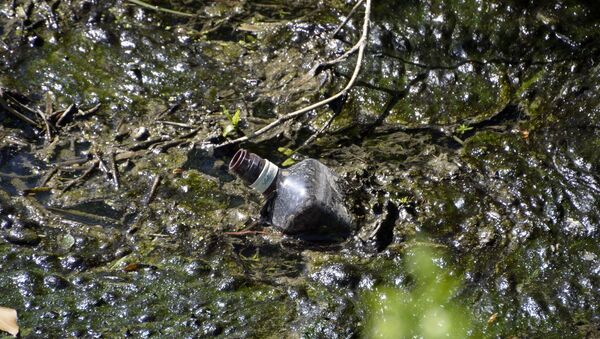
<box><xmin>0</xmin><ymin>0</ymin><xmax>599</xmax><ymax>337</ymax></box>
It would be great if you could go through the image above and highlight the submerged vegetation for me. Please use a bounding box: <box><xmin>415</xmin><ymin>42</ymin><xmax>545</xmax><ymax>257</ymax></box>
<box><xmin>0</xmin><ymin>0</ymin><xmax>599</xmax><ymax>337</ymax></box>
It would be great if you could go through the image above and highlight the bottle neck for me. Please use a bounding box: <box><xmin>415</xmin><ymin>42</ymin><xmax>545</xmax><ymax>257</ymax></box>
<box><xmin>229</xmin><ymin>149</ymin><xmax>279</xmax><ymax>196</ymax></box>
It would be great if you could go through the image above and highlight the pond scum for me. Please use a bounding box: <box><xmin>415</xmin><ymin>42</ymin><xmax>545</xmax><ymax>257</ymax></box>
<box><xmin>0</xmin><ymin>0</ymin><xmax>599</xmax><ymax>337</ymax></box>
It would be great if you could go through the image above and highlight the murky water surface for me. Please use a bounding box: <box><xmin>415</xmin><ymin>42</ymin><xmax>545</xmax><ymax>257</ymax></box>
<box><xmin>0</xmin><ymin>0</ymin><xmax>599</xmax><ymax>337</ymax></box>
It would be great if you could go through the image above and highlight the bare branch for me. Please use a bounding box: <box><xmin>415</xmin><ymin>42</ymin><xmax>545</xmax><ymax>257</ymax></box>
<box><xmin>212</xmin><ymin>0</ymin><xmax>372</xmax><ymax>149</ymax></box>
<box><xmin>294</xmin><ymin>109</ymin><xmax>341</xmax><ymax>153</ymax></box>
<box><xmin>331</xmin><ymin>0</ymin><xmax>365</xmax><ymax>37</ymax></box>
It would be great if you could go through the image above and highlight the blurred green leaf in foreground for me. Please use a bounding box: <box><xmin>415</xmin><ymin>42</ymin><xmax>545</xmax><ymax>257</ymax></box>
<box><xmin>366</xmin><ymin>243</ymin><xmax>473</xmax><ymax>338</ymax></box>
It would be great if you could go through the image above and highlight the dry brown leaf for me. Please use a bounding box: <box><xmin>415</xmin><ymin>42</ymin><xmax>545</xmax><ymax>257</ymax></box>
<box><xmin>0</xmin><ymin>306</ymin><xmax>19</xmax><ymax>336</ymax></box>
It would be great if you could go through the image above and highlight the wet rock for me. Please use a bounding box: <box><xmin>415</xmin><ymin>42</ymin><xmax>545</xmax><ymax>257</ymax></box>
<box><xmin>217</xmin><ymin>276</ymin><xmax>246</xmax><ymax>291</ymax></box>
<box><xmin>4</xmin><ymin>227</ymin><xmax>41</xmax><ymax>246</ymax></box>
<box><xmin>200</xmin><ymin>322</ymin><xmax>223</xmax><ymax>336</ymax></box>
<box><xmin>0</xmin><ymin>217</ymin><xmax>13</xmax><ymax>229</ymax></box>
<box><xmin>43</xmin><ymin>275</ymin><xmax>70</xmax><ymax>290</ymax></box>
<box><xmin>309</xmin><ymin>263</ymin><xmax>360</xmax><ymax>289</ymax></box>
<box><xmin>251</xmin><ymin>99</ymin><xmax>276</xmax><ymax>118</ymax></box>
<box><xmin>60</xmin><ymin>255</ymin><xmax>86</xmax><ymax>272</ymax></box>
<box><xmin>137</xmin><ymin>314</ymin><xmax>156</xmax><ymax>323</ymax></box>
<box><xmin>132</xmin><ymin>127</ymin><xmax>149</xmax><ymax>141</ymax></box>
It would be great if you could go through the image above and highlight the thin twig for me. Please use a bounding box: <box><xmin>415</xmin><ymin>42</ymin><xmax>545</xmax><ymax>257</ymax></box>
<box><xmin>61</xmin><ymin>159</ymin><xmax>99</xmax><ymax>194</ymax></box>
<box><xmin>295</xmin><ymin>110</ymin><xmax>341</xmax><ymax>152</ymax></box>
<box><xmin>53</xmin><ymin>156</ymin><xmax>90</xmax><ymax>167</ymax></box>
<box><xmin>78</xmin><ymin>103</ymin><xmax>101</xmax><ymax>117</ymax></box>
<box><xmin>109</xmin><ymin>151</ymin><xmax>120</xmax><ymax>190</ymax></box>
<box><xmin>127</xmin><ymin>136</ymin><xmax>169</xmax><ymax>151</ymax></box>
<box><xmin>331</xmin><ymin>0</ymin><xmax>365</xmax><ymax>37</ymax></box>
<box><xmin>3</xmin><ymin>92</ymin><xmax>39</xmax><ymax>116</ymax></box>
<box><xmin>38</xmin><ymin>167</ymin><xmax>58</xmax><ymax>187</ymax></box>
<box><xmin>0</xmin><ymin>94</ymin><xmax>41</xmax><ymax>128</ymax></box>
<box><xmin>125</xmin><ymin>0</ymin><xmax>197</xmax><ymax>18</ymax></box>
<box><xmin>224</xmin><ymin>230</ymin><xmax>268</xmax><ymax>236</ymax></box>
<box><xmin>155</xmin><ymin>103</ymin><xmax>180</xmax><ymax>120</ymax></box>
<box><xmin>95</xmin><ymin>152</ymin><xmax>110</xmax><ymax>174</ymax></box>
<box><xmin>157</xmin><ymin>120</ymin><xmax>196</xmax><ymax>129</ymax></box>
<box><xmin>144</xmin><ymin>174</ymin><xmax>161</xmax><ymax>205</ymax></box>
<box><xmin>36</xmin><ymin>109</ymin><xmax>53</xmax><ymax>142</ymax></box>
<box><xmin>213</xmin><ymin>0</ymin><xmax>372</xmax><ymax>149</ymax></box>
<box><xmin>56</xmin><ymin>104</ymin><xmax>75</xmax><ymax>126</ymax></box>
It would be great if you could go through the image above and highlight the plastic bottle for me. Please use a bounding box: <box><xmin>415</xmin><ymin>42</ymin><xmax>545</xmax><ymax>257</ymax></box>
<box><xmin>229</xmin><ymin>149</ymin><xmax>354</xmax><ymax>240</ymax></box>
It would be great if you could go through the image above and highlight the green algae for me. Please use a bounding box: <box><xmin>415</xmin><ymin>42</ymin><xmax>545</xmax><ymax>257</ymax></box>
<box><xmin>1</xmin><ymin>0</ymin><xmax>600</xmax><ymax>337</ymax></box>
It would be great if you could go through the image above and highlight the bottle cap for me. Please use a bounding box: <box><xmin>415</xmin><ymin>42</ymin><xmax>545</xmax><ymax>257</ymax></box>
<box><xmin>229</xmin><ymin>149</ymin><xmax>279</xmax><ymax>195</ymax></box>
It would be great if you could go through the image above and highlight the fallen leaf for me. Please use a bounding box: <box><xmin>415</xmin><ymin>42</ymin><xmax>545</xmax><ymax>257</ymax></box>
<box><xmin>0</xmin><ymin>306</ymin><xmax>19</xmax><ymax>336</ymax></box>
<box><xmin>487</xmin><ymin>312</ymin><xmax>498</xmax><ymax>325</ymax></box>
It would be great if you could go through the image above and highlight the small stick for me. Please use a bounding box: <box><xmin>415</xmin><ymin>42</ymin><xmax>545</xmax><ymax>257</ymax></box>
<box><xmin>157</xmin><ymin>120</ymin><xmax>196</xmax><ymax>129</ymax></box>
<box><xmin>152</xmin><ymin>139</ymin><xmax>187</xmax><ymax>152</ymax></box>
<box><xmin>144</xmin><ymin>175</ymin><xmax>161</xmax><ymax>205</ymax></box>
<box><xmin>128</xmin><ymin>137</ymin><xmax>169</xmax><ymax>151</ymax></box>
<box><xmin>0</xmin><ymin>95</ymin><xmax>41</xmax><ymax>128</ymax></box>
<box><xmin>4</xmin><ymin>92</ymin><xmax>39</xmax><ymax>115</ymax></box>
<box><xmin>38</xmin><ymin>167</ymin><xmax>58</xmax><ymax>186</ymax></box>
<box><xmin>155</xmin><ymin>103</ymin><xmax>180</xmax><ymax>120</ymax></box>
<box><xmin>78</xmin><ymin>103</ymin><xmax>101</xmax><ymax>117</ymax></box>
<box><xmin>61</xmin><ymin>159</ymin><xmax>99</xmax><ymax>194</ymax></box>
<box><xmin>151</xmin><ymin>127</ymin><xmax>201</xmax><ymax>152</ymax></box>
<box><xmin>94</xmin><ymin>153</ymin><xmax>110</xmax><ymax>174</ymax></box>
<box><xmin>331</xmin><ymin>0</ymin><xmax>365</xmax><ymax>37</ymax></box>
<box><xmin>295</xmin><ymin>109</ymin><xmax>341</xmax><ymax>152</ymax></box>
<box><xmin>109</xmin><ymin>151</ymin><xmax>120</xmax><ymax>190</ymax></box>
<box><xmin>54</xmin><ymin>156</ymin><xmax>89</xmax><ymax>167</ymax></box>
<box><xmin>224</xmin><ymin>230</ymin><xmax>268</xmax><ymax>236</ymax></box>
<box><xmin>36</xmin><ymin>109</ymin><xmax>53</xmax><ymax>142</ymax></box>
<box><xmin>114</xmin><ymin>150</ymin><xmax>147</xmax><ymax>161</ymax></box>
<box><xmin>22</xmin><ymin>187</ymin><xmax>52</xmax><ymax>195</ymax></box>
<box><xmin>56</xmin><ymin>104</ymin><xmax>75</xmax><ymax>126</ymax></box>
<box><xmin>45</xmin><ymin>93</ymin><xmax>53</xmax><ymax>116</ymax></box>
<box><xmin>125</xmin><ymin>0</ymin><xmax>197</xmax><ymax>17</ymax></box>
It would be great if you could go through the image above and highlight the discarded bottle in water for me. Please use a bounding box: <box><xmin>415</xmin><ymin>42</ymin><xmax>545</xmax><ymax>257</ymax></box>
<box><xmin>229</xmin><ymin>149</ymin><xmax>354</xmax><ymax>240</ymax></box>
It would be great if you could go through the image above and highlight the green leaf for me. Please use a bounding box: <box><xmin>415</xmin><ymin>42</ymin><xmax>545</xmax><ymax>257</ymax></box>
<box><xmin>281</xmin><ymin>158</ymin><xmax>296</xmax><ymax>167</ymax></box>
<box><xmin>231</xmin><ymin>108</ymin><xmax>241</xmax><ymax>127</ymax></box>
<box><xmin>456</xmin><ymin>124</ymin><xmax>473</xmax><ymax>135</ymax></box>
<box><xmin>221</xmin><ymin>105</ymin><xmax>232</xmax><ymax>122</ymax></box>
<box><xmin>277</xmin><ymin>147</ymin><xmax>295</xmax><ymax>157</ymax></box>
<box><xmin>222</xmin><ymin>124</ymin><xmax>235</xmax><ymax>137</ymax></box>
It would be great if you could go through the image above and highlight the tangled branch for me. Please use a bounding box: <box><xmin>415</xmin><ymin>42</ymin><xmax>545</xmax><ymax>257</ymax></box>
<box><xmin>210</xmin><ymin>0</ymin><xmax>372</xmax><ymax>149</ymax></box>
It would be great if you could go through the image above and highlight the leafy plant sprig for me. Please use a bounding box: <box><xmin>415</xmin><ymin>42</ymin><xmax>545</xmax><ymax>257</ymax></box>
<box><xmin>221</xmin><ymin>105</ymin><xmax>241</xmax><ymax>137</ymax></box>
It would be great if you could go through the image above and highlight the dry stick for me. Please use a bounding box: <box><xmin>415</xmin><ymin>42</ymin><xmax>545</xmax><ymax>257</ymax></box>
<box><xmin>149</xmin><ymin>127</ymin><xmax>201</xmax><ymax>152</ymax></box>
<box><xmin>213</xmin><ymin>0</ymin><xmax>372</xmax><ymax>149</ymax></box>
<box><xmin>78</xmin><ymin>103</ymin><xmax>101</xmax><ymax>117</ymax></box>
<box><xmin>95</xmin><ymin>153</ymin><xmax>110</xmax><ymax>174</ymax></box>
<box><xmin>331</xmin><ymin>0</ymin><xmax>365</xmax><ymax>37</ymax></box>
<box><xmin>4</xmin><ymin>93</ymin><xmax>39</xmax><ymax>116</ymax></box>
<box><xmin>224</xmin><ymin>230</ymin><xmax>268</xmax><ymax>236</ymax></box>
<box><xmin>36</xmin><ymin>109</ymin><xmax>53</xmax><ymax>142</ymax></box>
<box><xmin>295</xmin><ymin>110</ymin><xmax>341</xmax><ymax>152</ymax></box>
<box><xmin>144</xmin><ymin>175</ymin><xmax>161</xmax><ymax>205</ymax></box>
<box><xmin>61</xmin><ymin>159</ymin><xmax>99</xmax><ymax>194</ymax></box>
<box><xmin>157</xmin><ymin>120</ymin><xmax>196</xmax><ymax>129</ymax></box>
<box><xmin>125</xmin><ymin>0</ymin><xmax>197</xmax><ymax>18</ymax></box>
<box><xmin>0</xmin><ymin>95</ymin><xmax>41</xmax><ymax>128</ymax></box>
<box><xmin>56</xmin><ymin>104</ymin><xmax>75</xmax><ymax>126</ymax></box>
<box><xmin>109</xmin><ymin>151</ymin><xmax>120</xmax><ymax>190</ymax></box>
<box><xmin>38</xmin><ymin>167</ymin><xmax>58</xmax><ymax>187</ymax></box>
